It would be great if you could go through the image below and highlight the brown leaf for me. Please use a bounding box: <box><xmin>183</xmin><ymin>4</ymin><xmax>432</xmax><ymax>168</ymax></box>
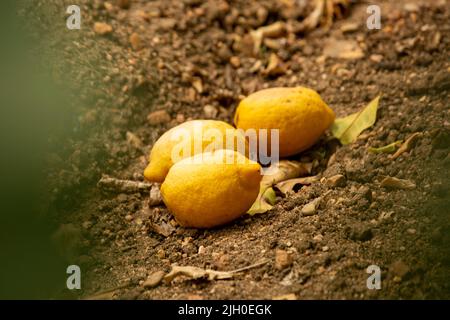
<box><xmin>148</xmin><ymin>184</ymin><xmax>163</xmax><ymax>207</ymax></box>
<box><xmin>261</xmin><ymin>160</ymin><xmax>312</xmax><ymax>188</ymax></box>
<box><xmin>164</xmin><ymin>266</ymin><xmax>234</xmax><ymax>283</ymax></box>
<box><xmin>302</xmin><ymin>0</ymin><xmax>325</xmax><ymax>31</ymax></box>
<box><xmin>148</xmin><ymin>220</ymin><xmax>174</xmax><ymax>237</ymax></box>
<box><xmin>251</xmin><ymin>22</ymin><xmax>286</xmax><ymax>55</ymax></box>
<box><xmin>273</xmin><ymin>293</ymin><xmax>297</xmax><ymax>300</ymax></box>
<box><xmin>391</xmin><ymin>132</ymin><xmax>422</xmax><ymax>159</ymax></box>
<box><xmin>258</xmin><ymin>22</ymin><xmax>286</xmax><ymax>38</ymax></box>
<box><xmin>248</xmin><ymin>161</ymin><xmax>312</xmax><ymax>215</ymax></box>
<box><xmin>263</xmin><ymin>53</ymin><xmax>286</xmax><ymax>77</ymax></box>
<box><xmin>250</xmin><ymin>30</ymin><xmax>263</xmax><ymax>55</ymax></box>
<box><xmin>192</xmin><ymin>77</ymin><xmax>203</xmax><ymax>94</ymax></box>
<box><xmin>164</xmin><ymin>260</ymin><xmax>269</xmax><ymax>283</ymax></box>
<box><xmin>275</xmin><ymin>176</ymin><xmax>319</xmax><ymax>195</ymax></box>
<box><xmin>144</xmin><ymin>207</ymin><xmax>175</xmax><ymax>237</ymax></box>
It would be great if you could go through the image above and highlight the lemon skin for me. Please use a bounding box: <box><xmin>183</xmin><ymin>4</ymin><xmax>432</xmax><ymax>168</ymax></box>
<box><xmin>144</xmin><ymin>120</ymin><xmax>247</xmax><ymax>183</ymax></box>
<box><xmin>160</xmin><ymin>150</ymin><xmax>262</xmax><ymax>228</ymax></box>
<box><xmin>234</xmin><ymin>87</ymin><xmax>335</xmax><ymax>157</ymax></box>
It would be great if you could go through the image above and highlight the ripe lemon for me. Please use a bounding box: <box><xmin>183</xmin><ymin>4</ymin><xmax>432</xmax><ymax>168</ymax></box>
<box><xmin>234</xmin><ymin>87</ymin><xmax>335</xmax><ymax>157</ymax></box>
<box><xmin>161</xmin><ymin>149</ymin><xmax>262</xmax><ymax>228</ymax></box>
<box><xmin>144</xmin><ymin>120</ymin><xmax>247</xmax><ymax>182</ymax></box>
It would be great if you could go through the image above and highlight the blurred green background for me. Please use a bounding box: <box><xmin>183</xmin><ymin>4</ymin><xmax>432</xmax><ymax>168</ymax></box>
<box><xmin>0</xmin><ymin>0</ymin><xmax>78</xmax><ymax>299</ymax></box>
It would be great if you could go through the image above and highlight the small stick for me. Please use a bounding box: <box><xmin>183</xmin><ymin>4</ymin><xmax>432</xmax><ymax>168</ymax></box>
<box><xmin>98</xmin><ymin>175</ymin><xmax>152</xmax><ymax>193</ymax></box>
<box><xmin>229</xmin><ymin>259</ymin><xmax>270</xmax><ymax>274</ymax></box>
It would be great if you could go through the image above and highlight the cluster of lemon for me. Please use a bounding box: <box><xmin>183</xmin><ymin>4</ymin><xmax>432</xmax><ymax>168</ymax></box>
<box><xmin>144</xmin><ymin>87</ymin><xmax>335</xmax><ymax>228</ymax></box>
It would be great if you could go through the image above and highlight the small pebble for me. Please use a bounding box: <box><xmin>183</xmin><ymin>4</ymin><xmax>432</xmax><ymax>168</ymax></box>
<box><xmin>156</xmin><ymin>249</ymin><xmax>166</xmax><ymax>259</ymax></box>
<box><xmin>129</xmin><ymin>33</ymin><xmax>142</xmax><ymax>51</ymax></box>
<box><xmin>326</xmin><ymin>174</ymin><xmax>347</xmax><ymax>188</ymax></box>
<box><xmin>275</xmin><ymin>249</ymin><xmax>294</xmax><ymax>270</ymax></box>
<box><xmin>230</xmin><ymin>56</ymin><xmax>241</xmax><ymax>68</ymax></box>
<box><xmin>147</xmin><ymin>110</ymin><xmax>171</xmax><ymax>125</ymax></box>
<box><xmin>198</xmin><ymin>245</ymin><xmax>206</xmax><ymax>255</ymax></box>
<box><xmin>94</xmin><ymin>22</ymin><xmax>113</xmax><ymax>35</ymax></box>
<box><xmin>301</xmin><ymin>197</ymin><xmax>321</xmax><ymax>216</ymax></box>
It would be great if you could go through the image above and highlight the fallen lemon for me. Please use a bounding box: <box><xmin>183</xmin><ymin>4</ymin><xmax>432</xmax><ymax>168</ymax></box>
<box><xmin>144</xmin><ymin>120</ymin><xmax>247</xmax><ymax>182</ymax></box>
<box><xmin>234</xmin><ymin>87</ymin><xmax>335</xmax><ymax>157</ymax></box>
<box><xmin>161</xmin><ymin>149</ymin><xmax>262</xmax><ymax>228</ymax></box>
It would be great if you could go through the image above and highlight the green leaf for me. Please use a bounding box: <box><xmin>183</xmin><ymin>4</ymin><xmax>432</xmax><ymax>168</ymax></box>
<box><xmin>368</xmin><ymin>140</ymin><xmax>402</xmax><ymax>154</ymax></box>
<box><xmin>331</xmin><ymin>96</ymin><xmax>380</xmax><ymax>145</ymax></box>
<box><xmin>247</xmin><ymin>187</ymin><xmax>276</xmax><ymax>215</ymax></box>
<box><xmin>264</xmin><ymin>188</ymin><xmax>276</xmax><ymax>205</ymax></box>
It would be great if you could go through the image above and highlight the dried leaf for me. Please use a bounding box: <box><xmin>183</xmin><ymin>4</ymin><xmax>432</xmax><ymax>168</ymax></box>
<box><xmin>368</xmin><ymin>140</ymin><xmax>402</xmax><ymax>154</ymax></box>
<box><xmin>164</xmin><ymin>266</ymin><xmax>234</xmax><ymax>283</ymax></box>
<box><xmin>144</xmin><ymin>207</ymin><xmax>175</xmax><ymax>237</ymax></box>
<box><xmin>301</xmin><ymin>197</ymin><xmax>321</xmax><ymax>216</ymax></box>
<box><xmin>250</xmin><ymin>30</ymin><xmax>263</xmax><ymax>55</ymax></box>
<box><xmin>249</xmin><ymin>60</ymin><xmax>263</xmax><ymax>73</ymax></box>
<box><xmin>380</xmin><ymin>177</ymin><xmax>416</xmax><ymax>190</ymax></box>
<box><xmin>331</xmin><ymin>96</ymin><xmax>380</xmax><ymax>145</ymax></box>
<box><xmin>148</xmin><ymin>221</ymin><xmax>174</xmax><ymax>237</ymax></box>
<box><xmin>391</xmin><ymin>132</ymin><xmax>422</xmax><ymax>159</ymax></box>
<box><xmin>275</xmin><ymin>176</ymin><xmax>319</xmax><ymax>195</ymax></box>
<box><xmin>273</xmin><ymin>293</ymin><xmax>297</xmax><ymax>300</ymax></box>
<box><xmin>262</xmin><ymin>160</ymin><xmax>312</xmax><ymax>188</ymax></box>
<box><xmin>302</xmin><ymin>0</ymin><xmax>325</xmax><ymax>31</ymax></box>
<box><xmin>148</xmin><ymin>184</ymin><xmax>163</xmax><ymax>207</ymax></box>
<box><xmin>248</xmin><ymin>161</ymin><xmax>312</xmax><ymax>215</ymax></box>
<box><xmin>192</xmin><ymin>77</ymin><xmax>203</xmax><ymax>93</ymax></box>
<box><xmin>164</xmin><ymin>260</ymin><xmax>269</xmax><ymax>283</ymax></box>
<box><xmin>257</xmin><ymin>22</ymin><xmax>286</xmax><ymax>38</ymax></box>
<box><xmin>263</xmin><ymin>53</ymin><xmax>286</xmax><ymax>77</ymax></box>
<box><xmin>251</xmin><ymin>22</ymin><xmax>285</xmax><ymax>55</ymax></box>
<box><xmin>247</xmin><ymin>187</ymin><xmax>276</xmax><ymax>215</ymax></box>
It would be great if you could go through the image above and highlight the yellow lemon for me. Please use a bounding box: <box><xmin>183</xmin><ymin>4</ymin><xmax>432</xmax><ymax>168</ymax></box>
<box><xmin>161</xmin><ymin>149</ymin><xmax>262</xmax><ymax>228</ymax></box>
<box><xmin>234</xmin><ymin>87</ymin><xmax>335</xmax><ymax>157</ymax></box>
<box><xmin>144</xmin><ymin>120</ymin><xmax>247</xmax><ymax>182</ymax></box>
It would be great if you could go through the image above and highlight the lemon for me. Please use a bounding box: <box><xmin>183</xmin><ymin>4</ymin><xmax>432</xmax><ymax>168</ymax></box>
<box><xmin>161</xmin><ymin>149</ymin><xmax>262</xmax><ymax>228</ymax></box>
<box><xmin>144</xmin><ymin>120</ymin><xmax>247</xmax><ymax>182</ymax></box>
<box><xmin>234</xmin><ymin>87</ymin><xmax>335</xmax><ymax>157</ymax></box>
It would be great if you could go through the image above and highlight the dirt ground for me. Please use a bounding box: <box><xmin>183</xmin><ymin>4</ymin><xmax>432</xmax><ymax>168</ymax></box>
<box><xmin>20</xmin><ymin>0</ymin><xmax>450</xmax><ymax>299</ymax></box>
